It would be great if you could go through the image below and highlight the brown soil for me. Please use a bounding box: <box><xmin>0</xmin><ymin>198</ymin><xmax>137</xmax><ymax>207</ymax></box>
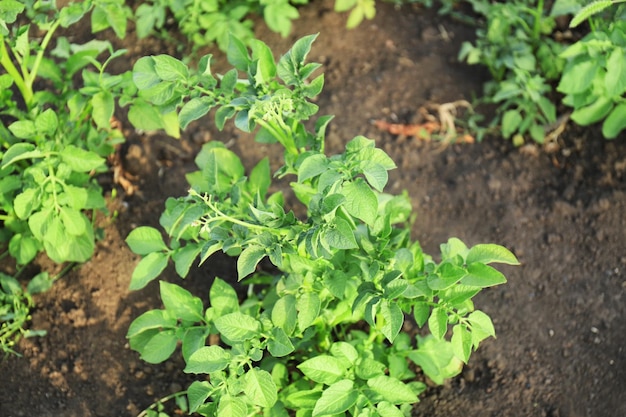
<box><xmin>1</xmin><ymin>1</ymin><xmax>625</xmax><ymax>416</ymax></box>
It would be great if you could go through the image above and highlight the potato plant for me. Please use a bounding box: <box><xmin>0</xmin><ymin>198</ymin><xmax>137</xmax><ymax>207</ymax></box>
<box><xmin>0</xmin><ymin>0</ymin><xmax>135</xmax><ymax>353</ymax></box>
<box><xmin>133</xmin><ymin>0</ymin><xmax>380</xmax><ymax>51</ymax></box>
<box><xmin>126</xmin><ymin>34</ymin><xmax>519</xmax><ymax>416</ymax></box>
<box><xmin>458</xmin><ymin>0</ymin><xmax>563</xmax><ymax>144</ymax></box>
<box><xmin>0</xmin><ymin>0</ymin><xmax>135</xmax><ymax>265</ymax></box>
<box><xmin>557</xmin><ymin>1</ymin><xmax>626</xmax><ymax>138</ymax></box>
<box><xmin>0</xmin><ymin>271</ymin><xmax>51</xmax><ymax>356</ymax></box>
<box><xmin>456</xmin><ymin>0</ymin><xmax>626</xmax><ymax>143</ymax></box>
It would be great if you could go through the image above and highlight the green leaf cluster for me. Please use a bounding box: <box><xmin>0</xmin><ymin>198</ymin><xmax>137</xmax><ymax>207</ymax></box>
<box><xmin>0</xmin><ymin>3</ymin><xmax>135</xmax><ymax>265</ymax></box>
<box><xmin>457</xmin><ymin>0</ymin><xmax>626</xmax><ymax>142</ymax></box>
<box><xmin>557</xmin><ymin>16</ymin><xmax>626</xmax><ymax>138</ymax></box>
<box><xmin>133</xmin><ymin>0</ymin><xmax>385</xmax><ymax>52</ymax></box>
<box><xmin>134</xmin><ymin>0</ymin><xmax>307</xmax><ymax>51</ymax></box>
<box><xmin>458</xmin><ymin>0</ymin><xmax>564</xmax><ymax>144</ymax></box>
<box><xmin>335</xmin><ymin>0</ymin><xmax>376</xmax><ymax>28</ymax></box>
<box><xmin>0</xmin><ymin>1</ymin><xmax>136</xmax><ymax>354</ymax></box>
<box><xmin>0</xmin><ymin>272</ymin><xmax>49</xmax><ymax>356</ymax></box>
<box><xmin>568</xmin><ymin>0</ymin><xmax>626</xmax><ymax>28</ymax></box>
<box><xmin>126</xmin><ymin>35</ymin><xmax>518</xmax><ymax>416</ymax></box>
<box><xmin>129</xmin><ymin>33</ymin><xmax>324</xmax><ymax>159</ymax></box>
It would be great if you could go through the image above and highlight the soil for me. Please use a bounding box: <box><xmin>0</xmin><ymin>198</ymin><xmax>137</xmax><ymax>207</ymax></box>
<box><xmin>1</xmin><ymin>1</ymin><xmax>625</xmax><ymax>416</ymax></box>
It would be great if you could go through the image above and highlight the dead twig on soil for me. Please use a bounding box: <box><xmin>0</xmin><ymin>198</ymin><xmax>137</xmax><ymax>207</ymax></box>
<box><xmin>542</xmin><ymin>111</ymin><xmax>571</xmax><ymax>154</ymax></box>
<box><xmin>373</xmin><ymin>100</ymin><xmax>475</xmax><ymax>145</ymax></box>
<box><xmin>107</xmin><ymin>117</ymin><xmax>139</xmax><ymax>196</ymax></box>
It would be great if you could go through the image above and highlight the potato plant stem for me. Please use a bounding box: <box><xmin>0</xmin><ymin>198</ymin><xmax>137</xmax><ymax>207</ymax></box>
<box><xmin>256</xmin><ymin>117</ymin><xmax>298</xmax><ymax>156</ymax></box>
<box><xmin>0</xmin><ymin>38</ymin><xmax>29</xmax><ymax>109</ymax></box>
<box><xmin>135</xmin><ymin>390</ymin><xmax>188</xmax><ymax>417</ymax></box>
<box><xmin>192</xmin><ymin>191</ymin><xmax>293</xmax><ymax>236</ymax></box>
<box><xmin>532</xmin><ymin>0</ymin><xmax>544</xmax><ymax>40</ymax></box>
<box><xmin>0</xmin><ymin>19</ymin><xmax>61</xmax><ymax>111</ymax></box>
<box><xmin>25</xmin><ymin>20</ymin><xmax>61</xmax><ymax>107</ymax></box>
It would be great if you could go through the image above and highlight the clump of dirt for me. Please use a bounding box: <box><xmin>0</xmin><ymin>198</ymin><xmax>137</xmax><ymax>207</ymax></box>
<box><xmin>1</xmin><ymin>1</ymin><xmax>625</xmax><ymax>417</ymax></box>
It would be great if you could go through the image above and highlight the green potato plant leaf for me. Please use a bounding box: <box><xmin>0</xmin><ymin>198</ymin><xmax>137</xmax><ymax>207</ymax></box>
<box><xmin>342</xmin><ymin>178</ymin><xmax>378</xmax><ymax>226</ymax></box>
<box><xmin>325</xmin><ymin>217</ymin><xmax>358</xmax><ymax>250</ymax></box>
<box><xmin>126</xmin><ymin>226</ymin><xmax>169</xmax><ymax>255</ymax></box>
<box><xmin>244</xmin><ymin>368</ymin><xmax>278</xmax><ymax>408</ymax></box>
<box><xmin>153</xmin><ymin>54</ymin><xmax>189</xmax><ymax>81</ymax></box>
<box><xmin>570</xmin><ymin>96</ymin><xmax>613</xmax><ymax>126</ymax></box>
<box><xmin>272</xmin><ymin>294</ymin><xmax>297</xmax><ymax>335</ymax></box>
<box><xmin>130</xmin><ymin>252</ymin><xmax>170</xmax><ymax>290</ymax></box>
<box><xmin>461</xmin><ymin>263</ymin><xmax>507</xmax><ymax>288</ymax></box>
<box><xmin>602</xmin><ymin>102</ymin><xmax>626</xmax><ymax>138</ymax></box>
<box><xmin>380</xmin><ymin>300</ymin><xmax>404</xmax><ymax>343</ymax></box>
<box><xmin>466</xmin><ymin>243</ymin><xmax>520</xmax><ymax>265</ymax></box>
<box><xmin>1</xmin><ymin>143</ymin><xmax>41</xmax><ymax>167</ymax></box>
<box><xmin>557</xmin><ymin>15</ymin><xmax>626</xmax><ymax>139</ymax></box>
<box><xmin>268</xmin><ymin>327</ymin><xmax>294</xmax><ymax>357</ymax></box>
<box><xmin>172</xmin><ymin>244</ymin><xmax>203</xmax><ymax>277</ymax></box>
<box><xmin>185</xmin><ymin>346</ymin><xmax>231</xmax><ymax>374</ymax></box>
<box><xmin>367</xmin><ymin>375</ymin><xmax>417</xmax><ymax>404</ymax></box>
<box><xmin>284</xmin><ymin>389</ymin><xmax>321</xmax><ymax>409</ymax></box>
<box><xmin>214</xmin><ymin>312</ymin><xmax>261</xmax><ymax>342</ymax></box>
<box><xmin>187</xmin><ymin>381</ymin><xmax>213</xmax><ymax>413</ymax></box>
<box><xmin>297</xmin><ymin>291</ymin><xmax>321</xmax><ymax>331</ymax></box>
<box><xmin>8</xmin><ymin>121</ymin><xmax>36</xmax><ymax>139</ymax></box>
<box><xmin>210</xmin><ymin>277</ymin><xmax>240</xmax><ymax>316</ymax></box>
<box><xmin>127</xmin><ymin>310</ymin><xmax>178</xmax><ymax>339</ymax></box>
<box><xmin>298</xmin><ymin>355</ymin><xmax>347</xmax><ymax>385</ymax></box>
<box><xmin>160</xmin><ymin>281</ymin><xmax>204</xmax><ymax>322</ymax></box>
<box><xmin>312</xmin><ymin>379</ymin><xmax>358</xmax><ymax>416</ymax></box>
<box><xmin>179</xmin><ymin>97</ymin><xmax>214</xmax><ymax>129</ymax></box>
<box><xmin>451</xmin><ymin>324</ymin><xmax>472</xmax><ymax>363</ymax></box>
<box><xmin>409</xmin><ymin>335</ymin><xmax>463</xmax><ymax>385</ymax></box>
<box><xmin>263</xmin><ymin>1</ymin><xmax>300</xmax><ymax>38</ymax></box>
<box><xmin>428</xmin><ymin>307</ymin><xmax>448</xmax><ymax>340</ymax></box>
<box><xmin>218</xmin><ymin>395</ymin><xmax>247</xmax><ymax>417</ymax></box>
<box><xmin>467</xmin><ymin>310</ymin><xmax>496</xmax><ymax>343</ymax></box>
<box><xmin>237</xmin><ymin>245</ymin><xmax>266</xmax><ymax>280</ymax></box>
<box><xmin>139</xmin><ymin>330</ymin><xmax>178</xmax><ymax>364</ymax></box>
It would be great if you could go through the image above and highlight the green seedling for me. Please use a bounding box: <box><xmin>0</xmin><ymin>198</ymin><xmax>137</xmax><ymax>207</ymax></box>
<box><xmin>0</xmin><ymin>271</ymin><xmax>55</xmax><ymax>357</ymax></box>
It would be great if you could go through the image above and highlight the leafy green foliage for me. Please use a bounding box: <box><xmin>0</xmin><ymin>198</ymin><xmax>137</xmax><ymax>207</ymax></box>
<box><xmin>335</xmin><ymin>0</ymin><xmax>376</xmax><ymax>28</ymax></box>
<box><xmin>456</xmin><ymin>0</ymin><xmax>626</xmax><ymax>142</ymax></box>
<box><xmin>0</xmin><ymin>1</ymin><xmax>133</xmax><ymax>265</ymax></box>
<box><xmin>133</xmin><ymin>0</ymin><xmax>392</xmax><ymax>51</ymax></box>
<box><xmin>459</xmin><ymin>0</ymin><xmax>564</xmax><ymax>144</ymax></box>
<box><xmin>126</xmin><ymin>35</ymin><xmax>518</xmax><ymax>416</ymax></box>
<box><xmin>558</xmin><ymin>2</ymin><xmax>626</xmax><ymax>138</ymax></box>
<box><xmin>0</xmin><ymin>0</ymin><xmax>133</xmax><ymax>354</ymax></box>
<box><xmin>0</xmin><ymin>272</ymin><xmax>50</xmax><ymax>356</ymax></box>
<box><xmin>569</xmin><ymin>0</ymin><xmax>626</xmax><ymax>28</ymax></box>
<box><xmin>134</xmin><ymin>0</ymin><xmax>307</xmax><ymax>51</ymax></box>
